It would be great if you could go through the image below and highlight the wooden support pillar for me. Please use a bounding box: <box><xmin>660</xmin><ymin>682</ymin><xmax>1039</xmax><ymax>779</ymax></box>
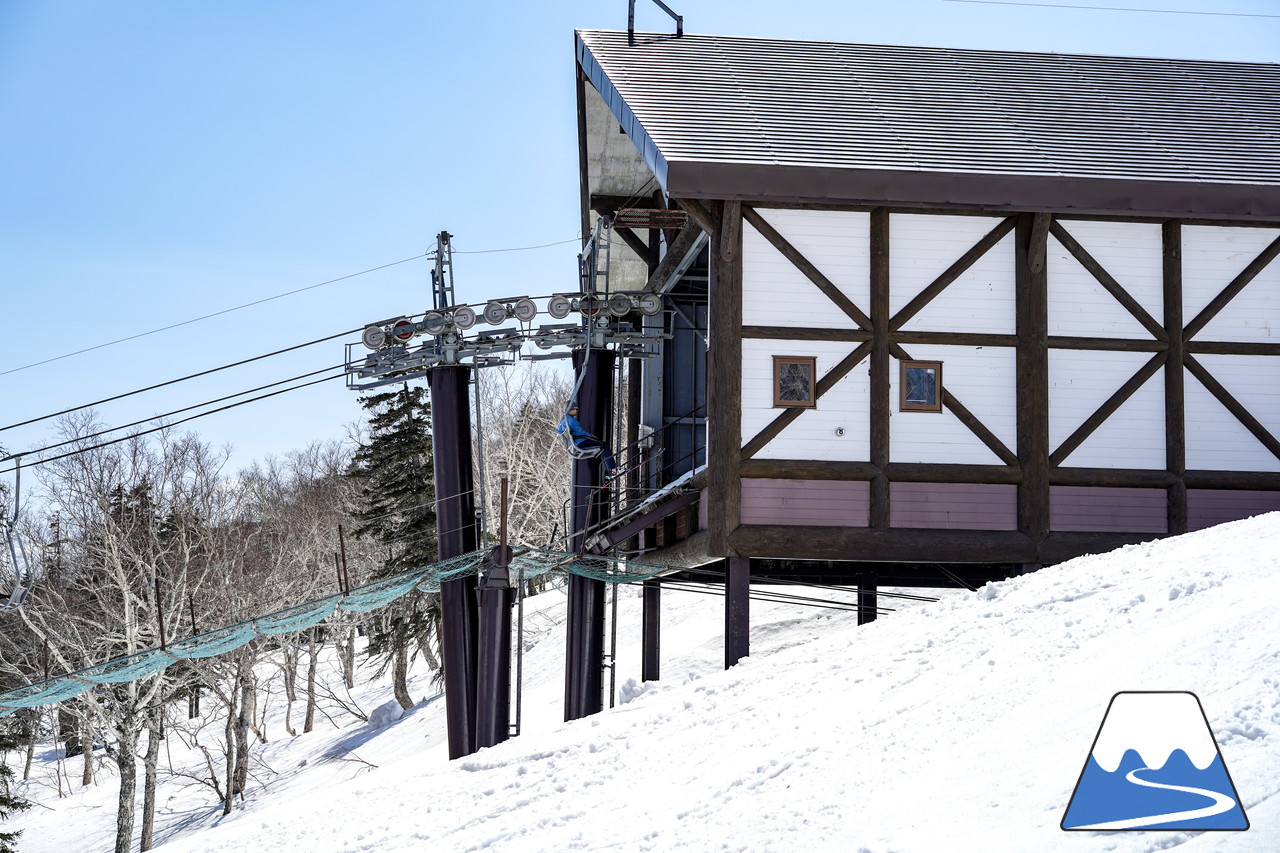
<box><xmin>870</xmin><ymin>209</ymin><xmax>890</xmax><ymax>529</ymax></box>
<box><xmin>642</xmin><ymin>579</ymin><xmax>661</xmax><ymax>682</ymax></box>
<box><xmin>858</xmin><ymin>571</ymin><xmax>878</xmax><ymax>626</ymax></box>
<box><xmin>430</xmin><ymin>365</ymin><xmax>480</xmax><ymax>760</ymax></box>
<box><xmin>565</xmin><ymin>348</ymin><xmax>615</xmax><ymax>721</ymax></box>
<box><xmin>707</xmin><ymin>201</ymin><xmax>743</xmax><ymax>556</ymax></box>
<box><xmin>1164</xmin><ymin>220</ymin><xmax>1187</xmax><ymax>536</ymax></box>
<box><xmin>725</xmin><ymin>556</ymin><xmax>750</xmax><ymax>668</ymax></box>
<box><xmin>1016</xmin><ymin>214</ymin><xmax>1050</xmax><ymax>553</ymax></box>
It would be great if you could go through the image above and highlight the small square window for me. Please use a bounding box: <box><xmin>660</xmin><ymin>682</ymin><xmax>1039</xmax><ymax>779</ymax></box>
<box><xmin>773</xmin><ymin>356</ymin><xmax>817</xmax><ymax>408</ymax></box>
<box><xmin>900</xmin><ymin>360</ymin><xmax>943</xmax><ymax>412</ymax></box>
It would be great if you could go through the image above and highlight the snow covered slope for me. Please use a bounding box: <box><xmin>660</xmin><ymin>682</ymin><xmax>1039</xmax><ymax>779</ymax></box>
<box><xmin>11</xmin><ymin>514</ymin><xmax>1280</xmax><ymax>852</ymax></box>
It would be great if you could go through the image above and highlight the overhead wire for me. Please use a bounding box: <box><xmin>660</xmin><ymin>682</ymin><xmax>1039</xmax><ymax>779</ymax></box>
<box><xmin>452</xmin><ymin>238</ymin><xmax>582</xmax><ymax>255</ymax></box>
<box><xmin>0</xmin><ymin>328</ymin><xmax>362</xmax><ymax>434</ymax></box>
<box><xmin>0</xmin><ymin>372</ymin><xmax>344</xmax><ymax>477</ymax></box>
<box><xmin>1</xmin><ymin>253</ymin><xmax>427</xmax><ymax>379</ymax></box>
<box><xmin>2</xmin><ymin>363</ymin><xmax>347</xmax><ymax>463</ymax></box>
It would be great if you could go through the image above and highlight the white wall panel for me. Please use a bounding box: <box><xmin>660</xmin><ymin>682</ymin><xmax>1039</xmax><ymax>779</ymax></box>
<box><xmin>741</xmin><ymin>338</ymin><xmax>871</xmax><ymax>461</ymax></box>
<box><xmin>1047</xmin><ymin>230</ymin><xmax>1158</xmax><ymax>340</ymax></box>
<box><xmin>889</xmin><ymin>214</ymin><xmax>1014</xmax><ymax>334</ymax></box>
<box><xmin>1058</xmin><ymin>220</ymin><xmax>1164</xmax><ymax>322</ymax></box>
<box><xmin>1185</xmin><ymin>355</ymin><xmax>1280</xmax><ymax>472</ymax></box>
<box><xmin>741</xmin><ymin>210</ymin><xmax>870</xmax><ymax>329</ymax></box>
<box><xmin>889</xmin><ymin>344</ymin><xmax>1016</xmax><ymax>465</ymax></box>
<box><xmin>1183</xmin><ymin>225</ymin><xmax>1280</xmax><ymax>343</ymax></box>
<box><xmin>1049</xmin><ymin>350</ymin><xmax>1166</xmax><ymax>469</ymax></box>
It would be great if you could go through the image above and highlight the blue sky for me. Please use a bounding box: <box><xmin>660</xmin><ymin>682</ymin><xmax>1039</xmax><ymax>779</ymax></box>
<box><xmin>2</xmin><ymin>0</ymin><xmax>1277</xmax><ymax>481</ymax></box>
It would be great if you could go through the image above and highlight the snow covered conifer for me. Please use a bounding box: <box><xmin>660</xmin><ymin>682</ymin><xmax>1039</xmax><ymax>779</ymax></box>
<box><xmin>347</xmin><ymin>385</ymin><xmax>439</xmax><ymax>708</ymax></box>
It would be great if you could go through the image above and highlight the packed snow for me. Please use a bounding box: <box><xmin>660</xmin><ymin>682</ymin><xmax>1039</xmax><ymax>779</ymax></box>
<box><xmin>7</xmin><ymin>513</ymin><xmax>1279</xmax><ymax>852</ymax></box>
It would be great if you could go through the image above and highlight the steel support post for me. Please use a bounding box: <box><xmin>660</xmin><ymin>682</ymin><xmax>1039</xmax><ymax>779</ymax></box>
<box><xmin>725</xmin><ymin>556</ymin><xmax>750</xmax><ymax>668</ymax></box>
<box><xmin>858</xmin><ymin>571</ymin><xmax>878</xmax><ymax>626</ymax></box>
<box><xmin>564</xmin><ymin>348</ymin><xmax>615</xmax><ymax>721</ymax></box>
<box><xmin>430</xmin><ymin>365</ymin><xmax>480</xmax><ymax>759</ymax></box>
<box><xmin>475</xmin><ymin>546</ymin><xmax>513</xmax><ymax>750</ymax></box>
<box><xmin>641</xmin><ymin>579</ymin><xmax>661</xmax><ymax>683</ymax></box>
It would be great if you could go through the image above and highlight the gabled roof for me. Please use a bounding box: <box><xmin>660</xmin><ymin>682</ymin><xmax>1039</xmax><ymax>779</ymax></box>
<box><xmin>576</xmin><ymin>29</ymin><xmax>1280</xmax><ymax>220</ymax></box>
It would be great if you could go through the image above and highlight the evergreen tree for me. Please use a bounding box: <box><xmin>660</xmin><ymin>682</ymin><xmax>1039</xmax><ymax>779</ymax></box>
<box><xmin>0</xmin><ymin>725</ymin><xmax>31</xmax><ymax>853</ymax></box>
<box><xmin>347</xmin><ymin>385</ymin><xmax>439</xmax><ymax>708</ymax></box>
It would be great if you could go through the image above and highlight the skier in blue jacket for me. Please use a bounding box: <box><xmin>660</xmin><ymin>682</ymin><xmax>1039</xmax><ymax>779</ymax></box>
<box><xmin>557</xmin><ymin>404</ymin><xmax>618</xmax><ymax>471</ymax></box>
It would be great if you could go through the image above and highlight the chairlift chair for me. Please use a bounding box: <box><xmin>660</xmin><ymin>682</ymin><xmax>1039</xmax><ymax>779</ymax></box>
<box><xmin>560</xmin><ymin>429</ymin><xmax>603</xmax><ymax>461</ymax></box>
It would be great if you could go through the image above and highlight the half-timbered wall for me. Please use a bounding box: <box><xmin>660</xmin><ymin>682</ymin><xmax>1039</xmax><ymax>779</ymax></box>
<box><xmin>727</xmin><ymin>203</ymin><xmax>1280</xmax><ymax>560</ymax></box>
<box><xmin>1183</xmin><ymin>225</ymin><xmax>1280</xmax><ymax>473</ymax></box>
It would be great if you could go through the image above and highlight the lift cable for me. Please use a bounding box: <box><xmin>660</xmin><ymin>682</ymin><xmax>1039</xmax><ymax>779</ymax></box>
<box><xmin>1</xmin><ymin>328</ymin><xmax>362</xmax><ymax>435</ymax></box>
<box><xmin>0</xmin><ymin>372</ymin><xmax>344</xmax><ymax>477</ymax></box>
<box><xmin>3</xmin><ymin>363</ymin><xmax>347</xmax><ymax>464</ymax></box>
<box><xmin>1</xmin><ymin>254</ymin><xmax>427</xmax><ymax>380</ymax></box>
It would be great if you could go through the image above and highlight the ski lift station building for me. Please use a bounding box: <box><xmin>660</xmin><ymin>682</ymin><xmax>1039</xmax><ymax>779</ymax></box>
<box><xmin>576</xmin><ymin>28</ymin><xmax>1280</xmax><ymax>594</ymax></box>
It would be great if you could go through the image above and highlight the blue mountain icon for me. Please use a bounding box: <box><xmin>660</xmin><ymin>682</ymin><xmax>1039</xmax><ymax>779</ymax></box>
<box><xmin>1062</xmin><ymin>692</ymin><xmax>1249</xmax><ymax>831</ymax></box>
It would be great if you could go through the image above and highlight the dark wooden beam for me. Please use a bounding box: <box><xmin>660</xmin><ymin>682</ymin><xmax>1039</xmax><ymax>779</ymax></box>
<box><xmin>890</xmin><ymin>342</ymin><xmax>1018</xmax><ymax>466</ymax></box>
<box><xmin>674</xmin><ymin>197</ymin><xmax>717</xmax><ymax>236</ymax></box>
<box><xmin>1183</xmin><ymin>232</ymin><xmax>1280</xmax><ymax>340</ymax></box>
<box><xmin>1049</xmin><ymin>220</ymin><xmax>1168</xmax><ymax>342</ymax></box>
<box><xmin>741</xmin><ymin>459</ymin><xmax>879</xmax><ymax>480</ymax></box>
<box><xmin>871</xmin><ymin>209</ymin><xmax>891</xmax><ymax>528</ymax></box>
<box><xmin>1187</xmin><ymin>341</ymin><xmax>1280</xmax><ymax>356</ymax></box>
<box><xmin>889</xmin><ymin>216</ymin><xmax>1016</xmax><ymax>331</ymax></box>
<box><xmin>1164</xmin><ymin>221</ymin><xmax>1187</xmax><ymax>535</ymax></box>
<box><xmin>740</xmin><ymin>342</ymin><xmax>872</xmax><ymax>460</ymax></box>
<box><xmin>1050</xmin><ymin>467</ymin><xmax>1178</xmax><ymax>488</ymax></box>
<box><xmin>1028</xmin><ymin>213</ymin><xmax>1052</xmax><ymax>273</ymax></box>
<box><xmin>612</xmin><ymin>224</ymin><xmax>660</xmax><ymax>269</ymax></box>
<box><xmin>1017</xmin><ymin>214</ymin><xmax>1051</xmax><ymax>543</ymax></box>
<box><xmin>885</xmin><ymin>463</ymin><xmax>1023</xmax><ymax>484</ymax></box>
<box><xmin>1048</xmin><ymin>351</ymin><xmax>1168</xmax><ymax>467</ymax></box>
<box><xmin>1184</xmin><ymin>470</ymin><xmax>1280</xmax><ymax>490</ymax></box>
<box><xmin>891</xmin><ymin>332</ymin><xmax>1171</xmax><ymax>351</ymax></box>
<box><xmin>742</xmin><ymin>205</ymin><xmax>872</xmax><ymax>329</ymax></box>
<box><xmin>645</xmin><ymin>222</ymin><xmax>703</xmax><ymax>292</ymax></box>
<box><xmin>896</xmin><ymin>331</ymin><xmax>1017</xmax><ymax>348</ymax></box>
<box><xmin>1184</xmin><ymin>354</ymin><xmax>1280</xmax><ymax>461</ymax></box>
<box><xmin>1048</xmin><ymin>336</ymin><xmax>1167</xmax><ymax>352</ymax></box>
<box><xmin>729</xmin><ymin>525</ymin><xmax>1037</xmax><ymax>563</ymax></box>
<box><xmin>1039</xmin><ymin>532</ymin><xmax>1170</xmax><ymax>565</ymax></box>
<box><xmin>707</xmin><ymin>200</ymin><xmax>743</xmax><ymax>557</ymax></box>
<box><xmin>738</xmin><ymin>459</ymin><xmax>1023</xmax><ymax>483</ymax></box>
<box><xmin>743</xmin><ymin>325</ymin><xmax>872</xmax><ymax>342</ymax></box>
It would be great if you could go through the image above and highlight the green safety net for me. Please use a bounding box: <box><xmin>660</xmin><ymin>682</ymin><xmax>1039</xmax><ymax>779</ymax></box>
<box><xmin>0</xmin><ymin>546</ymin><xmax>670</xmax><ymax>716</ymax></box>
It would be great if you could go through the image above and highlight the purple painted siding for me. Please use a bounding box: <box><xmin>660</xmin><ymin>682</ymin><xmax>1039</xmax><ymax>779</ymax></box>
<box><xmin>890</xmin><ymin>482</ymin><xmax>1017</xmax><ymax>530</ymax></box>
<box><xmin>1187</xmin><ymin>489</ymin><xmax>1280</xmax><ymax>532</ymax></box>
<box><xmin>740</xmin><ymin>479</ymin><xmax>870</xmax><ymax>527</ymax></box>
<box><xmin>1050</xmin><ymin>486</ymin><xmax>1167</xmax><ymax>533</ymax></box>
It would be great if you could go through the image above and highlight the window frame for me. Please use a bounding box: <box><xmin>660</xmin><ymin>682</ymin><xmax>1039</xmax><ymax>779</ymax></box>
<box><xmin>899</xmin><ymin>359</ymin><xmax>944</xmax><ymax>413</ymax></box>
<box><xmin>772</xmin><ymin>355</ymin><xmax>818</xmax><ymax>409</ymax></box>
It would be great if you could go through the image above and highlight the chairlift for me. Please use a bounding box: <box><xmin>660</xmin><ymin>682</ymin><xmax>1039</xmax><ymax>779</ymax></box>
<box><xmin>560</xmin><ymin>429</ymin><xmax>603</xmax><ymax>461</ymax></box>
<box><xmin>1</xmin><ymin>457</ymin><xmax>35</xmax><ymax>611</ymax></box>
